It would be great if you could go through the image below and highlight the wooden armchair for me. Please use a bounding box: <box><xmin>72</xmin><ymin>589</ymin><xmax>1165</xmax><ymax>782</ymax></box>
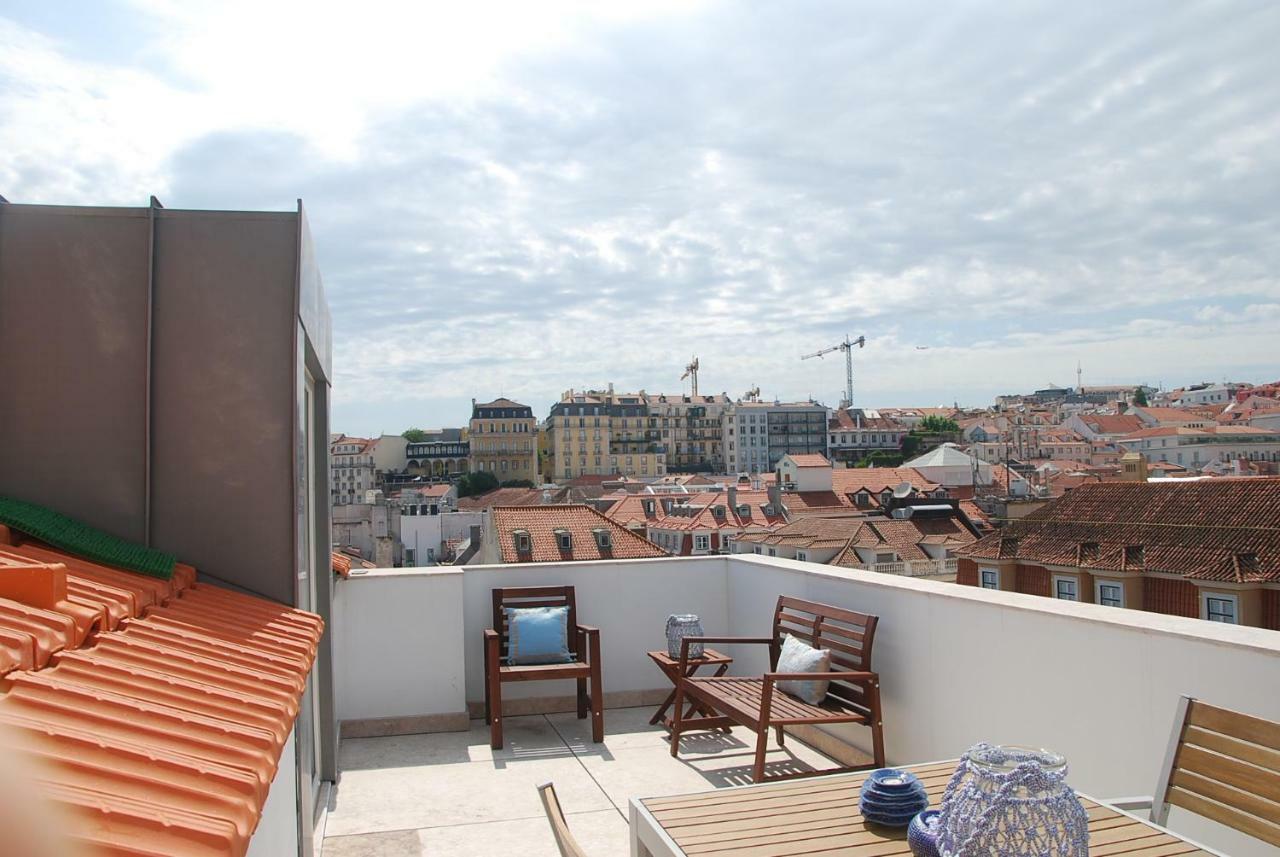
<box><xmin>669</xmin><ymin>595</ymin><xmax>884</xmax><ymax>783</ymax></box>
<box><xmin>1110</xmin><ymin>695</ymin><xmax>1280</xmax><ymax>848</ymax></box>
<box><xmin>484</xmin><ymin>585</ymin><xmax>603</xmax><ymax>750</ymax></box>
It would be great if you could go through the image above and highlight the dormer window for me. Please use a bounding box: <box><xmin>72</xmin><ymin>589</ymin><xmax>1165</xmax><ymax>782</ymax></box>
<box><xmin>737</xmin><ymin>503</ymin><xmax>751</xmax><ymax>518</ymax></box>
<box><xmin>592</xmin><ymin>528</ymin><xmax>612</xmax><ymax>549</ymax></box>
<box><xmin>1124</xmin><ymin>545</ymin><xmax>1145</xmax><ymax>568</ymax></box>
<box><xmin>555</xmin><ymin>529</ymin><xmax>572</xmax><ymax>551</ymax></box>
<box><xmin>855</xmin><ymin>490</ymin><xmax>871</xmax><ymax>508</ymax></box>
<box><xmin>513</xmin><ymin>529</ymin><xmax>531</xmax><ymax>553</ymax></box>
<box><xmin>712</xmin><ymin>505</ymin><xmax>725</xmax><ymax>518</ymax></box>
<box><xmin>880</xmin><ymin>490</ymin><xmax>893</xmax><ymax>507</ymax></box>
<box><xmin>1078</xmin><ymin>542</ymin><xmax>1099</xmax><ymax>563</ymax></box>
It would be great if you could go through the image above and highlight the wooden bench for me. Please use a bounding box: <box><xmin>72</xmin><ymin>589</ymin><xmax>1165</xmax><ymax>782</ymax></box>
<box><xmin>669</xmin><ymin>595</ymin><xmax>884</xmax><ymax>782</ymax></box>
<box><xmin>483</xmin><ymin>585</ymin><xmax>603</xmax><ymax>750</ymax></box>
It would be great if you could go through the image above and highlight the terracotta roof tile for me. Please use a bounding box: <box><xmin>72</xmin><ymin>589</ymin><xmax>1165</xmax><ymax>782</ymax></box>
<box><xmin>491</xmin><ymin>504</ymin><xmax>666</xmax><ymax>563</ymax></box>
<box><xmin>457</xmin><ymin>487</ymin><xmax>547</xmax><ymax>511</ymax></box>
<box><xmin>960</xmin><ymin>478</ymin><xmax>1280</xmax><ymax>582</ymax></box>
<box><xmin>0</xmin><ymin>535</ymin><xmax>323</xmax><ymax>857</ymax></box>
<box><xmin>784</xmin><ymin>454</ymin><xmax>831</xmax><ymax>468</ymax></box>
<box><xmin>1080</xmin><ymin>414</ymin><xmax>1144</xmax><ymax>435</ymax></box>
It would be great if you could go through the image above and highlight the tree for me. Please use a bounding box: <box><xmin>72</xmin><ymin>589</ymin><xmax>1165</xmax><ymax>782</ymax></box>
<box><xmin>401</xmin><ymin>428</ymin><xmax>429</xmax><ymax>443</ymax></box>
<box><xmin>918</xmin><ymin>415</ymin><xmax>961</xmax><ymax>434</ymax></box>
<box><xmin>457</xmin><ymin>471</ymin><xmax>499</xmax><ymax>497</ymax></box>
<box><xmin>900</xmin><ymin>433</ymin><xmax>923</xmax><ymax>459</ymax></box>
<box><xmin>1132</xmin><ymin>387</ymin><xmax>1149</xmax><ymax>407</ymax></box>
<box><xmin>501</xmin><ymin>479</ymin><xmax>535</xmax><ymax>488</ymax></box>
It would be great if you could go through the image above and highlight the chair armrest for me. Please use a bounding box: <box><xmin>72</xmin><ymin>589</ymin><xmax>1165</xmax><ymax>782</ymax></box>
<box><xmin>1105</xmin><ymin>796</ymin><xmax>1153</xmax><ymax>812</ymax></box>
<box><xmin>575</xmin><ymin>624</ymin><xmax>600</xmax><ymax>636</ymax></box>
<box><xmin>483</xmin><ymin>629</ymin><xmax>500</xmax><ymax>640</ymax></box>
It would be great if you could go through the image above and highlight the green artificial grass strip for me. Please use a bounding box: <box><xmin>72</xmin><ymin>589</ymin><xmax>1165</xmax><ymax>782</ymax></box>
<box><xmin>0</xmin><ymin>496</ymin><xmax>175</xmax><ymax>580</ymax></box>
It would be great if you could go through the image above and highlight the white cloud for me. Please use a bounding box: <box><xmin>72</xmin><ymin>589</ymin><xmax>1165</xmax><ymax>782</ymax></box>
<box><xmin>2</xmin><ymin>1</ymin><xmax>1279</xmax><ymax>433</ymax></box>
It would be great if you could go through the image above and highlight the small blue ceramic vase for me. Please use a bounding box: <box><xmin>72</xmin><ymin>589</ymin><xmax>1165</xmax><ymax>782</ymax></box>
<box><xmin>907</xmin><ymin>809</ymin><xmax>942</xmax><ymax>857</ymax></box>
<box><xmin>859</xmin><ymin>768</ymin><xmax>929</xmax><ymax>828</ymax></box>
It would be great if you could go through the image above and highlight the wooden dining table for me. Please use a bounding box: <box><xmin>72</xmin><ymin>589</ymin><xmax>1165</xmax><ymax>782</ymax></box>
<box><xmin>629</xmin><ymin>760</ymin><xmax>1224</xmax><ymax>856</ymax></box>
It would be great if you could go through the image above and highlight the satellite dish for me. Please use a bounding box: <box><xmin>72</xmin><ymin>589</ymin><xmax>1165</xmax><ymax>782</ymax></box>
<box><xmin>892</xmin><ymin>481</ymin><xmax>913</xmax><ymax>499</ymax></box>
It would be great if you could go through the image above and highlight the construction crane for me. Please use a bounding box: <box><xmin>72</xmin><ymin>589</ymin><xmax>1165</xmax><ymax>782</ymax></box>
<box><xmin>801</xmin><ymin>335</ymin><xmax>865</xmax><ymax>409</ymax></box>
<box><xmin>681</xmin><ymin>356</ymin><xmax>700</xmax><ymax>397</ymax></box>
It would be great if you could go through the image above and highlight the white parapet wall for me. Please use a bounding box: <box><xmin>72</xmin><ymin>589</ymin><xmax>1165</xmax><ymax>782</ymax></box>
<box><xmin>333</xmin><ymin>567</ymin><xmax>468</xmax><ymax>735</ymax></box>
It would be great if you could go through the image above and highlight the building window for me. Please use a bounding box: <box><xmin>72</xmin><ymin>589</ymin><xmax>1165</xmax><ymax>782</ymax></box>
<box><xmin>753</xmin><ymin>546</ymin><xmax>762</xmax><ymax>555</ymax></box>
<box><xmin>1203</xmin><ymin>593</ymin><xmax>1238</xmax><ymax>624</ymax></box>
<box><xmin>979</xmin><ymin>568</ymin><xmax>999</xmax><ymax>590</ymax></box>
<box><xmin>694</xmin><ymin>534</ymin><xmax>710</xmax><ymax>552</ymax></box>
<box><xmin>555</xmin><ymin>530</ymin><xmax>572</xmax><ymax>551</ymax></box>
<box><xmin>796</xmin><ymin>550</ymin><xmax>808</xmax><ymax>562</ymax></box>
<box><xmin>767</xmin><ymin>548</ymin><xmax>777</xmax><ymax>557</ymax></box>
<box><xmin>1053</xmin><ymin>575</ymin><xmax>1078</xmax><ymax>601</ymax></box>
<box><xmin>1097</xmin><ymin>581</ymin><xmax>1123</xmax><ymax>608</ymax></box>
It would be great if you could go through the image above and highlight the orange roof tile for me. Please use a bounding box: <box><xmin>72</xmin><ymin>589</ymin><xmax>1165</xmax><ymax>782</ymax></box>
<box><xmin>0</xmin><ymin>536</ymin><xmax>322</xmax><ymax>857</ymax></box>
<box><xmin>491</xmin><ymin>504</ymin><xmax>666</xmax><ymax>563</ymax></box>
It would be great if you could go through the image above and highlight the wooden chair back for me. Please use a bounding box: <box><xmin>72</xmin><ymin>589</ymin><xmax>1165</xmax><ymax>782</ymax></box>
<box><xmin>771</xmin><ymin>595</ymin><xmax>878</xmax><ymax>715</ymax></box>
<box><xmin>492</xmin><ymin>586</ymin><xmax>580</xmax><ymax>662</ymax></box>
<box><xmin>537</xmin><ymin>781</ymin><xmax>589</xmax><ymax>857</ymax></box>
<box><xmin>1153</xmin><ymin>695</ymin><xmax>1280</xmax><ymax>847</ymax></box>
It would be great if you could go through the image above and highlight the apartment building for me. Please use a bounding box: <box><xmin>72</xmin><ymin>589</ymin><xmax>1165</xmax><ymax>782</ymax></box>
<box><xmin>546</xmin><ymin>388</ymin><xmax>667</xmax><ymax>480</ymax></box>
<box><xmin>1117</xmin><ymin>425</ymin><xmax>1280</xmax><ymax>469</ymax></box>
<box><xmin>644</xmin><ymin>392</ymin><xmax>731</xmax><ymax>471</ymax></box>
<box><xmin>827</xmin><ymin>408</ymin><xmax>908</xmax><ymax>464</ymax></box>
<box><xmin>331</xmin><ymin>434</ymin><xmax>376</xmax><ymax>505</ymax></box>
<box><xmin>958</xmin><ymin>480</ymin><xmax>1280</xmax><ymax>629</ymax></box>
<box><xmin>404</xmin><ymin>435</ymin><xmax>470</xmax><ymax>479</ymax></box>
<box><xmin>722</xmin><ymin>399</ymin><xmax>828</xmax><ymax>474</ymax></box>
<box><xmin>468</xmin><ymin>397</ymin><xmax>538</xmax><ymax>481</ymax></box>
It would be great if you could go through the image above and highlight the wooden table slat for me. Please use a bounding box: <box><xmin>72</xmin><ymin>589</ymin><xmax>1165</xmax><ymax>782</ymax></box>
<box><xmin>637</xmin><ymin>760</ymin><xmax>1216</xmax><ymax>857</ymax></box>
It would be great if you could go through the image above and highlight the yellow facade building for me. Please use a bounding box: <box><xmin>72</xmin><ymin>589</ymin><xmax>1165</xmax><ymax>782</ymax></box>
<box><xmin>546</xmin><ymin>388</ymin><xmax>667</xmax><ymax>480</ymax></box>
<box><xmin>468</xmin><ymin>398</ymin><xmax>538</xmax><ymax>482</ymax></box>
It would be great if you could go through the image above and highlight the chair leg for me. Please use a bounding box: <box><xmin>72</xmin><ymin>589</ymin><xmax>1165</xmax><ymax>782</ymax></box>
<box><xmin>489</xmin><ymin>674</ymin><xmax>504</xmax><ymax>750</ymax></box>
<box><xmin>484</xmin><ymin>662</ymin><xmax>492</xmax><ymax>725</ymax></box>
<box><xmin>576</xmin><ymin>677</ymin><xmax>588</xmax><ymax>720</ymax></box>
<box><xmin>590</xmin><ymin>665</ymin><xmax>604</xmax><ymax>743</ymax></box>
<box><xmin>669</xmin><ymin>680</ymin><xmax>686</xmax><ymax>757</ymax></box>
<box><xmin>752</xmin><ymin>727</ymin><xmax>770</xmax><ymax>783</ymax></box>
<box><xmin>775</xmin><ymin>725</ymin><xmax>785</xmax><ymax>746</ymax></box>
<box><xmin>869</xmin><ymin>679</ymin><xmax>885</xmax><ymax>768</ymax></box>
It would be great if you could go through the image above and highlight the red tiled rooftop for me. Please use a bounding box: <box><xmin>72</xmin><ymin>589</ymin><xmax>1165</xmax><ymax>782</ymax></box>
<box><xmin>1079</xmin><ymin>414</ymin><xmax>1144</xmax><ymax>434</ymax></box>
<box><xmin>960</xmin><ymin>478</ymin><xmax>1280</xmax><ymax>582</ymax></box>
<box><xmin>782</xmin><ymin>454</ymin><xmax>830</xmax><ymax>468</ymax></box>
<box><xmin>491</xmin><ymin>504</ymin><xmax>666</xmax><ymax>563</ymax></box>
<box><xmin>0</xmin><ymin>527</ymin><xmax>322</xmax><ymax>857</ymax></box>
<box><xmin>457</xmin><ymin>487</ymin><xmax>546</xmax><ymax>511</ymax></box>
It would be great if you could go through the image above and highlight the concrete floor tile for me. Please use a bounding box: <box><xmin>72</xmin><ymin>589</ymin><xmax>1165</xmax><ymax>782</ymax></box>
<box><xmin>321</xmin><ymin>828</ymin><xmax>425</xmax><ymax>857</ymax></box>
<box><xmin>326</xmin><ymin>753</ymin><xmax>612</xmax><ymax>837</ymax></box>
<box><xmin>546</xmin><ymin>704</ymin><xmax>672</xmax><ymax>753</ymax></box>
<box><xmin>418</xmin><ymin>809</ymin><xmax>630</xmax><ymax>857</ymax></box>
<box><xmin>339</xmin><ymin>715</ymin><xmax>565</xmax><ymax>770</ymax></box>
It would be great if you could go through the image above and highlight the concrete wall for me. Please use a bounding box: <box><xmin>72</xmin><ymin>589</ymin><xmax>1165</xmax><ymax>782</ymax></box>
<box><xmin>333</xmin><ymin>569</ymin><xmax>467</xmax><ymax>732</ymax></box>
<box><xmin>246</xmin><ymin>726</ymin><xmax>299</xmax><ymax>857</ymax></box>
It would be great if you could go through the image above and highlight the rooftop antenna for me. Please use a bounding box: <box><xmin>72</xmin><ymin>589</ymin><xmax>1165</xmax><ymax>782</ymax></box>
<box><xmin>1076</xmin><ymin>360</ymin><xmax>1082</xmax><ymax>392</ymax></box>
<box><xmin>801</xmin><ymin>334</ymin><xmax>866</xmax><ymax>409</ymax></box>
<box><xmin>681</xmin><ymin>356</ymin><xmax>700</xmax><ymax>397</ymax></box>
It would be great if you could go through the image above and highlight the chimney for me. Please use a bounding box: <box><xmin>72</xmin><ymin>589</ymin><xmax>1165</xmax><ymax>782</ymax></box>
<box><xmin>727</xmin><ymin>485</ymin><xmax>738</xmax><ymax>510</ymax></box>
<box><xmin>767</xmin><ymin>482</ymin><xmax>782</xmax><ymax>511</ymax></box>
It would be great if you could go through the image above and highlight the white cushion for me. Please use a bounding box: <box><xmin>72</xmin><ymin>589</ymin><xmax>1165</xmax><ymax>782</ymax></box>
<box><xmin>775</xmin><ymin>634</ymin><xmax>831</xmax><ymax>704</ymax></box>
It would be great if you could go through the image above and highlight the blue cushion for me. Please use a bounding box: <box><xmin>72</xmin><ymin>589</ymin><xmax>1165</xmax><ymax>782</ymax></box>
<box><xmin>505</xmin><ymin>606</ymin><xmax>572</xmax><ymax>665</ymax></box>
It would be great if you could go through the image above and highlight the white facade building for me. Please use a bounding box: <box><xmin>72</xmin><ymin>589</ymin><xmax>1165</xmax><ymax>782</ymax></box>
<box><xmin>331</xmin><ymin>435</ymin><xmax>377</xmax><ymax>506</ymax></box>
<box><xmin>722</xmin><ymin>400</ymin><xmax>829</xmax><ymax>474</ymax></box>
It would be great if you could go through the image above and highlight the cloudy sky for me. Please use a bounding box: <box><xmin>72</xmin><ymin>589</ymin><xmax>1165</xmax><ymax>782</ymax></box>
<box><xmin>3</xmin><ymin>1</ymin><xmax>1278</xmax><ymax>434</ymax></box>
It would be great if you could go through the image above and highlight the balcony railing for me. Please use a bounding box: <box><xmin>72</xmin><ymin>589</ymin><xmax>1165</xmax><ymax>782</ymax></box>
<box><xmin>857</xmin><ymin>557</ymin><xmax>958</xmax><ymax>577</ymax></box>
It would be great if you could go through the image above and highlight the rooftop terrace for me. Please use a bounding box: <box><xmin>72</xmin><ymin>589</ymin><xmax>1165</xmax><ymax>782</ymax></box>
<box><xmin>327</xmin><ymin>554</ymin><xmax>1280</xmax><ymax>857</ymax></box>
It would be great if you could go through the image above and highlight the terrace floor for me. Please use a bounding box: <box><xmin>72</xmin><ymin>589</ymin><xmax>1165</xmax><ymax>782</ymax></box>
<box><xmin>322</xmin><ymin>705</ymin><xmax>856</xmax><ymax>856</ymax></box>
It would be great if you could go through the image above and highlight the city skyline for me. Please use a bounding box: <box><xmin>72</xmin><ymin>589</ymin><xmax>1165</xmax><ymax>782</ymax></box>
<box><xmin>3</xmin><ymin>1</ymin><xmax>1278</xmax><ymax>434</ymax></box>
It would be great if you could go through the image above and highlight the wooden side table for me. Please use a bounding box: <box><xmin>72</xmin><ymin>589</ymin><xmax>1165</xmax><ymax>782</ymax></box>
<box><xmin>645</xmin><ymin>649</ymin><xmax>733</xmax><ymax>730</ymax></box>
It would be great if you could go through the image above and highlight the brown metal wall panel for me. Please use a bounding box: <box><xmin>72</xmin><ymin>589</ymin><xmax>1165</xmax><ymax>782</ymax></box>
<box><xmin>149</xmin><ymin>211</ymin><xmax>298</xmax><ymax>603</ymax></box>
<box><xmin>0</xmin><ymin>206</ymin><xmax>150</xmax><ymax>541</ymax></box>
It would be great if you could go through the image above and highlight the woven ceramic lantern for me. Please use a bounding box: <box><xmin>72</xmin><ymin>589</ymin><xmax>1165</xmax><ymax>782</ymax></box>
<box><xmin>665</xmin><ymin>614</ymin><xmax>704</xmax><ymax>658</ymax></box>
<box><xmin>936</xmin><ymin>744</ymin><xmax>1088</xmax><ymax>857</ymax></box>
